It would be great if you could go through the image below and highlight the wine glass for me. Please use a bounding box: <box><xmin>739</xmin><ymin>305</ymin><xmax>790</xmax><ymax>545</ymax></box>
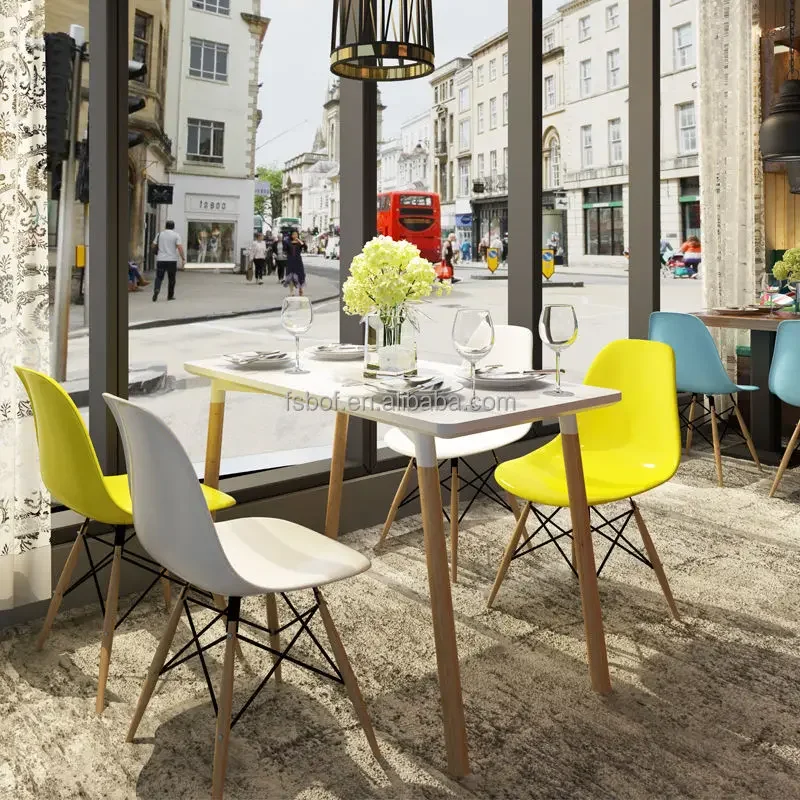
<box><xmin>539</xmin><ymin>304</ymin><xmax>578</xmax><ymax>396</ymax></box>
<box><xmin>281</xmin><ymin>296</ymin><xmax>313</xmax><ymax>374</ymax></box>
<box><xmin>452</xmin><ymin>309</ymin><xmax>495</xmax><ymax>410</ymax></box>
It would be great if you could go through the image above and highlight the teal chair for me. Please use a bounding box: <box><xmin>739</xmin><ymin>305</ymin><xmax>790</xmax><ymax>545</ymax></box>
<box><xmin>649</xmin><ymin>312</ymin><xmax>761</xmax><ymax>486</ymax></box>
<box><xmin>769</xmin><ymin>320</ymin><xmax>800</xmax><ymax>497</ymax></box>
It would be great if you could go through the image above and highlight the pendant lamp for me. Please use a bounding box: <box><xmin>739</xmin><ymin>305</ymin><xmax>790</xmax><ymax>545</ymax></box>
<box><xmin>330</xmin><ymin>0</ymin><xmax>435</xmax><ymax>82</ymax></box>
<box><xmin>761</xmin><ymin>1</ymin><xmax>800</xmax><ymax>161</ymax></box>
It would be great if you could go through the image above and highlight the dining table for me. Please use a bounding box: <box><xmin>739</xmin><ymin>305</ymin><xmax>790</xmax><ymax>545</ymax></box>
<box><xmin>693</xmin><ymin>311</ymin><xmax>788</xmax><ymax>464</ymax></box>
<box><xmin>184</xmin><ymin>353</ymin><xmax>621</xmax><ymax>778</ymax></box>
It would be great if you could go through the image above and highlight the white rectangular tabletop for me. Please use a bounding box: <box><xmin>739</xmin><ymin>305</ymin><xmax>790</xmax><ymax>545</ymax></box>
<box><xmin>185</xmin><ymin>356</ymin><xmax>621</xmax><ymax>439</ymax></box>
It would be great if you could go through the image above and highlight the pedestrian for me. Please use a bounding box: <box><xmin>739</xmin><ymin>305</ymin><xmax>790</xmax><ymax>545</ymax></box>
<box><xmin>249</xmin><ymin>232</ymin><xmax>268</xmax><ymax>285</ymax></box>
<box><xmin>283</xmin><ymin>229</ymin><xmax>307</xmax><ymax>296</ymax></box>
<box><xmin>478</xmin><ymin>236</ymin><xmax>488</xmax><ymax>262</ymax></box>
<box><xmin>678</xmin><ymin>235</ymin><xmax>702</xmax><ymax>277</ymax></box>
<box><xmin>151</xmin><ymin>219</ymin><xmax>185</xmax><ymax>302</ymax></box>
<box><xmin>274</xmin><ymin>228</ymin><xmax>289</xmax><ymax>283</ymax></box>
<box><xmin>443</xmin><ymin>233</ymin><xmax>457</xmax><ymax>282</ymax></box>
<box><xmin>266</xmin><ymin>233</ymin><xmax>277</xmax><ymax>276</ymax></box>
<box><xmin>460</xmin><ymin>238</ymin><xmax>471</xmax><ymax>263</ymax></box>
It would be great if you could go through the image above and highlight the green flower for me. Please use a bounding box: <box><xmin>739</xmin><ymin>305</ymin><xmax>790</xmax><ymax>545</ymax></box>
<box><xmin>773</xmin><ymin>248</ymin><xmax>800</xmax><ymax>282</ymax></box>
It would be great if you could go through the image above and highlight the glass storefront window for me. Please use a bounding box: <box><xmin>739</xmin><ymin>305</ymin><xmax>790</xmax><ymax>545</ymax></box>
<box><xmin>186</xmin><ymin>220</ymin><xmax>236</xmax><ymax>264</ymax></box>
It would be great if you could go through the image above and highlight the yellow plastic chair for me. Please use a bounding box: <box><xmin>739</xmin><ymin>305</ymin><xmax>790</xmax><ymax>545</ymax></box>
<box><xmin>487</xmin><ymin>340</ymin><xmax>681</xmax><ymax>618</ymax></box>
<box><xmin>15</xmin><ymin>367</ymin><xmax>235</xmax><ymax>713</ymax></box>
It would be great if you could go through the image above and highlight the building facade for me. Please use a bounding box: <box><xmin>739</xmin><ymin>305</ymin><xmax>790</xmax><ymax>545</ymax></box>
<box><xmin>164</xmin><ymin>0</ymin><xmax>269</xmax><ymax>268</ymax></box>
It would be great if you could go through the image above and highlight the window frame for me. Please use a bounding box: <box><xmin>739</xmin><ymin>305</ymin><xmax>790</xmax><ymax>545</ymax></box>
<box><xmin>458</xmin><ymin>159</ymin><xmax>470</xmax><ymax>196</ymax></box>
<box><xmin>459</xmin><ymin>118</ymin><xmax>471</xmax><ymax>152</ymax></box>
<box><xmin>608</xmin><ymin>117</ymin><xmax>623</xmax><ymax>164</ymax></box>
<box><xmin>543</xmin><ymin>32</ymin><xmax>555</xmax><ymax>52</ymax></box>
<box><xmin>489</xmin><ymin>97</ymin><xmax>498</xmax><ymax>130</ymax></box>
<box><xmin>191</xmin><ymin>0</ymin><xmax>231</xmax><ymax>15</ymax></box>
<box><xmin>578</xmin><ymin>15</ymin><xmax>591</xmax><ymax>42</ymax></box>
<box><xmin>607</xmin><ymin>49</ymin><xmax>620</xmax><ymax>90</ymax></box>
<box><xmin>606</xmin><ymin>3</ymin><xmax>619</xmax><ymax>30</ymax></box>
<box><xmin>502</xmin><ymin>92</ymin><xmax>509</xmax><ymax>126</ymax></box>
<box><xmin>544</xmin><ymin>74</ymin><xmax>556</xmax><ymax>109</ymax></box>
<box><xmin>676</xmin><ymin>101</ymin><xmax>697</xmax><ymax>154</ymax></box>
<box><xmin>132</xmin><ymin>11</ymin><xmax>152</xmax><ymax>85</ymax></box>
<box><xmin>579</xmin><ymin>59</ymin><xmax>592</xmax><ymax>98</ymax></box>
<box><xmin>477</xmin><ymin>102</ymin><xmax>485</xmax><ymax>135</ymax></box>
<box><xmin>502</xmin><ymin>52</ymin><xmax>509</xmax><ymax>75</ymax></box>
<box><xmin>581</xmin><ymin>124</ymin><xmax>593</xmax><ymax>168</ymax></box>
<box><xmin>459</xmin><ymin>85</ymin><xmax>469</xmax><ymax>112</ymax></box>
<box><xmin>673</xmin><ymin>22</ymin><xmax>694</xmax><ymax>70</ymax></box>
<box><xmin>476</xmin><ymin>64</ymin><xmax>485</xmax><ymax>87</ymax></box>
<box><xmin>189</xmin><ymin>38</ymin><xmax>230</xmax><ymax>82</ymax></box>
<box><xmin>186</xmin><ymin>117</ymin><xmax>226</xmax><ymax>164</ymax></box>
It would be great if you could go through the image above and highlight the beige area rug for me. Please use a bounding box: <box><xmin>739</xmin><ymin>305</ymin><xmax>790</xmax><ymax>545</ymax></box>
<box><xmin>3</xmin><ymin>451</ymin><xmax>800</xmax><ymax>799</ymax></box>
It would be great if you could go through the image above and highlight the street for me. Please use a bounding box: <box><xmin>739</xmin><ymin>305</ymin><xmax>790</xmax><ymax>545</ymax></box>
<box><xmin>65</xmin><ymin>257</ymin><xmax>701</xmax><ymax>474</ymax></box>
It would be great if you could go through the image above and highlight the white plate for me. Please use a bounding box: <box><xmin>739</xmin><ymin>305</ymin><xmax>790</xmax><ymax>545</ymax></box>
<box><xmin>223</xmin><ymin>352</ymin><xmax>291</xmax><ymax>369</ymax></box>
<box><xmin>361</xmin><ymin>377</ymin><xmax>462</xmax><ymax>402</ymax></box>
<box><xmin>307</xmin><ymin>344</ymin><xmax>364</xmax><ymax>361</ymax></box>
<box><xmin>465</xmin><ymin>370</ymin><xmax>551</xmax><ymax>391</ymax></box>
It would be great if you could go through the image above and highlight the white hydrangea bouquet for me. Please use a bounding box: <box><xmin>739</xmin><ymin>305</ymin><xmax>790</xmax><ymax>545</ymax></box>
<box><xmin>342</xmin><ymin>236</ymin><xmax>449</xmax><ymax>375</ymax></box>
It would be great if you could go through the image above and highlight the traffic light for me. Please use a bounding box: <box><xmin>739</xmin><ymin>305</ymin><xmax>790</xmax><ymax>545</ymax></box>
<box><xmin>44</xmin><ymin>32</ymin><xmax>75</xmax><ymax>171</ymax></box>
<box><xmin>128</xmin><ymin>60</ymin><xmax>146</xmax><ymax>149</ymax></box>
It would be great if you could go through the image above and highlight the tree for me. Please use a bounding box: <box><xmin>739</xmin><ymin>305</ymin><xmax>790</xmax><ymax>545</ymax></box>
<box><xmin>255</xmin><ymin>165</ymin><xmax>283</xmax><ymax>222</ymax></box>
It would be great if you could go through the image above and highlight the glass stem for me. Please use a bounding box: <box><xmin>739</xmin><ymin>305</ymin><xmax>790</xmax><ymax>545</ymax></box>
<box><xmin>295</xmin><ymin>335</ymin><xmax>300</xmax><ymax>370</ymax></box>
<box><xmin>555</xmin><ymin>351</ymin><xmax>562</xmax><ymax>393</ymax></box>
<box><xmin>471</xmin><ymin>361</ymin><xmax>477</xmax><ymax>406</ymax></box>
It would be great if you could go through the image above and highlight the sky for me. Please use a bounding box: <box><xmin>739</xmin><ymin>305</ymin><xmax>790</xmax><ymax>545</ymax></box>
<box><xmin>256</xmin><ymin>0</ymin><xmax>561</xmax><ymax>168</ymax></box>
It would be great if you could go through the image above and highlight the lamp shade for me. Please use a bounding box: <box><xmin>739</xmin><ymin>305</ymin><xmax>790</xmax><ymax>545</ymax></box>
<box><xmin>760</xmin><ymin>80</ymin><xmax>800</xmax><ymax>161</ymax></box>
<box><xmin>330</xmin><ymin>0</ymin><xmax>435</xmax><ymax>82</ymax></box>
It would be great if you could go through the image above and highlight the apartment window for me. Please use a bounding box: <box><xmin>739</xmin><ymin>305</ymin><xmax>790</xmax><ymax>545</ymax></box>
<box><xmin>580</xmin><ymin>60</ymin><xmax>592</xmax><ymax>98</ymax></box>
<box><xmin>191</xmin><ymin>0</ymin><xmax>230</xmax><ymax>14</ymax></box>
<box><xmin>489</xmin><ymin>58</ymin><xmax>497</xmax><ymax>82</ymax></box>
<box><xmin>503</xmin><ymin>147</ymin><xmax>509</xmax><ymax>175</ymax></box>
<box><xmin>502</xmin><ymin>52</ymin><xmax>509</xmax><ymax>75</ymax></box>
<box><xmin>477</xmin><ymin>65</ymin><xmax>485</xmax><ymax>87</ymax></box>
<box><xmin>544</xmin><ymin>136</ymin><xmax>561</xmax><ymax>188</ymax></box>
<box><xmin>608</xmin><ymin>118</ymin><xmax>623</xmax><ymax>164</ymax></box>
<box><xmin>132</xmin><ymin>11</ymin><xmax>152</xmax><ymax>84</ymax></box>
<box><xmin>544</xmin><ymin>75</ymin><xmax>556</xmax><ymax>109</ymax></box>
<box><xmin>449</xmin><ymin>113</ymin><xmax>454</xmax><ymax>142</ymax></box>
<box><xmin>459</xmin><ymin>160</ymin><xmax>470</xmax><ymax>196</ymax></box>
<box><xmin>490</xmin><ymin>150</ymin><xmax>498</xmax><ymax>178</ymax></box>
<box><xmin>581</xmin><ymin>125</ymin><xmax>593</xmax><ymax>168</ymax></box>
<box><xmin>583</xmin><ymin>185</ymin><xmax>624</xmax><ymax>256</ymax></box>
<box><xmin>477</xmin><ymin>103</ymin><xmax>485</xmax><ymax>134</ymax></box>
<box><xmin>607</xmin><ymin>49</ymin><xmax>620</xmax><ymax>89</ymax></box>
<box><xmin>489</xmin><ymin>97</ymin><xmax>498</xmax><ymax>130</ymax></box>
<box><xmin>578</xmin><ymin>15</ymin><xmax>591</xmax><ymax>41</ymax></box>
<box><xmin>459</xmin><ymin>118</ymin><xmax>471</xmax><ymax>151</ymax></box>
<box><xmin>187</xmin><ymin>118</ymin><xmax>225</xmax><ymax>163</ymax></box>
<box><xmin>189</xmin><ymin>39</ymin><xmax>229</xmax><ymax>81</ymax></box>
<box><xmin>477</xmin><ymin>153</ymin><xmax>485</xmax><ymax>177</ymax></box>
<box><xmin>606</xmin><ymin>3</ymin><xmax>620</xmax><ymax>29</ymax></box>
<box><xmin>502</xmin><ymin>92</ymin><xmax>509</xmax><ymax>126</ymax></box>
<box><xmin>543</xmin><ymin>32</ymin><xmax>555</xmax><ymax>52</ymax></box>
<box><xmin>459</xmin><ymin>86</ymin><xmax>470</xmax><ymax>112</ymax></box>
<box><xmin>673</xmin><ymin>23</ymin><xmax>694</xmax><ymax>69</ymax></box>
<box><xmin>677</xmin><ymin>101</ymin><xmax>697</xmax><ymax>153</ymax></box>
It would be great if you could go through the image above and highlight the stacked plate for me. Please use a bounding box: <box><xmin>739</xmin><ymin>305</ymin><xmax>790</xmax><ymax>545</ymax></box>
<box><xmin>463</xmin><ymin>366</ymin><xmax>551</xmax><ymax>391</ymax></box>
<box><xmin>307</xmin><ymin>343</ymin><xmax>364</xmax><ymax>361</ymax></box>
<box><xmin>362</xmin><ymin>374</ymin><xmax>461</xmax><ymax>403</ymax></box>
<box><xmin>222</xmin><ymin>351</ymin><xmax>291</xmax><ymax>369</ymax></box>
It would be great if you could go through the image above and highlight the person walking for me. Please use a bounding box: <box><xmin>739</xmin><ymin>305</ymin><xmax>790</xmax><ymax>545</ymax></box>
<box><xmin>678</xmin><ymin>235</ymin><xmax>702</xmax><ymax>277</ymax></box>
<box><xmin>249</xmin><ymin>232</ymin><xmax>268</xmax><ymax>285</ymax></box>
<box><xmin>443</xmin><ymin>233</ymin><xmax>458</xmax><ymax>282</ymax></box>
<box><xmin>283</xmin><ymin>230</ymin><xmax>307</xmax><ymax>296</ymax></box>
<box><xmin>460</xmin><ymin>238</ymin><xmax>471</xmax><ymax>263</ymax></box>
<box><xmin>152</xmin><ymin>220</ymin><xmax>185</xmax><ymax>302</ymax></box>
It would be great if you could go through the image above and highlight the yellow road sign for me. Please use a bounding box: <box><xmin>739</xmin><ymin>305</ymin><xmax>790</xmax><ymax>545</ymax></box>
<box><xmin>542</xmin><ymin>248</ymin><xmax>556</xmax><ymax>280</ymax></box>
<box><xmin>487</xmin><ymin>248</ymin><xmax>500</xmax><ymax>273</ymax></box>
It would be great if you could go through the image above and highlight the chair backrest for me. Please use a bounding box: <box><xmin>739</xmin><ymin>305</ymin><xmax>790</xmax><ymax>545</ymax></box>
<box><xmin>14</xmin><ymin>366</ymin><xmax>128</xmax><ymax>523</ymax></box>
<box><xmin>648</xmin><ymin>311</ymin><xmax>738</xmax><ymax>395</ymax></box>
<box><xmin>479</xmin><ymin>324</ymin><xmax>533</xmax><ymax>371</ymax></box>
<box><xmin>103</xmin><ymin>393</ymin><xmax>244</xmax><ymax>595</ymax></box>
<box><xmin>579</xmin><ymin>339</ymin><xmax>681</xmax><ymax>483</ymax></box>
<box><xmin>769</xmin><ymin>320</ymin><xmax>800</xmax><ymax>407</ymax></box>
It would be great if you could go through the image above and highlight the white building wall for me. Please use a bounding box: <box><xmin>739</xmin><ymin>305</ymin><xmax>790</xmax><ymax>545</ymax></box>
<box><xmin>165</xmin><ymin>0</ymin><xmax>263</xmax><ymax>268</ymax></box>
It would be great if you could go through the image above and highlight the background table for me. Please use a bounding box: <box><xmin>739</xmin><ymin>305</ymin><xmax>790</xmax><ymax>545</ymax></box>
<box><xmin>185</xmin><ymin>356</ymin><xmax>621</xmax><ymax>778</ymax></box>
<box><xmin>694</xmin><ymin>312</ymin><xmax>785</xmax><ymax>463</ymax></box>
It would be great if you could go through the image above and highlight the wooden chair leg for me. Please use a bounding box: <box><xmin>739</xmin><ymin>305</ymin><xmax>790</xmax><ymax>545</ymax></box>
<box><xmin>37</xmin><ymin>519</ymin><xmax>89</xmax><ymax>651</ymax></box>
<box><xmin>127</xmin><ymin>584</ymin><xmax>189</xmax><ymax>742</ymax></box>
<box><xmin>685</xmin><ymin>394</ymin><xmax>697</xmax><ymax>454</ymax></box>
<box><xmin>212</xmin><ymin>597</ymin><xmax>240</xmax><ymax>800</ymax></box>
<box><xmin>488</xmin><ymin>502</ymin><xmax>531</xmax><ymax>608</ymax></box>
<box><xmin>212</xmin><ymin>593</ymin><xmax>246</xmax><ymax>662</ymax></box>
<box><xmin>506</xmin><ymin>492</ymin><xmax>523</xmax><ymax>521</ymax></box>
<box><xmin>377</xmin><ymin>458</ymin><xmax>415</xmax><ymax>548</ymax></box>
<box><xmin>96</xmin><ymin>527</ymin><xmax>125</xmax><ymax>714</ymax></box>
<box><xmin>709</xmin><ymin>396</ymin><xmax>724</xmax><ymax>487</ymax></box>
<box><xmin>161</xmin><ymin>571</ymin><xmax>172</xmax><ymax>612</ymax></box>
<box><xmin>732</xmin><ymin>398</ymin><xmax>762</xmax><ymax>471</ymax></box>
<box><xmin>315</xmin><ymin>589</ymin><xmax>382</xmax><ymax>762</ymax></box>
<box><xmin>265</xmin><ymin>593</ymin><xmax>282</xmax><ymax>684</ymax></box>
<box><xmin>770</xmin><ymin>419</ymin><xmax>800</xmax><ymax>498</ymax></box>
<box><xmin>630</xmin><ymin>500</ymin><xmax>680</xmax><ymax>620</ymax></box>
<box><xmin>450</xmin><ymin>459</ymin><xmax>459</xmax><ymax>584</ymax></box>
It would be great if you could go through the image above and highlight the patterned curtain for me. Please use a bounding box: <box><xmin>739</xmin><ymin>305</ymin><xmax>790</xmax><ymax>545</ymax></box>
<box><xmin>699</xmin><ymin>0</ymin><xmax>763</xmax><ymax>376</ymax></box>
<box><xmin>0</xmin><ymin>0</ymin><xmax>51</xmax><ymax>610</ymax></box>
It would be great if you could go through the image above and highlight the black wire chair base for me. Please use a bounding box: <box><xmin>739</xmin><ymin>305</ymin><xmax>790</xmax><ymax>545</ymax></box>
<box><xmin>159</xmin><ymin>589</ymin><xmax>343</xmax><ymax>730</ymax></box>
<box><xmin>397</xmin><ymin>453</ymin><xmax>512</xmax><ymax>527</ymax></box>
<box><xmin>680</xmin><ymin>394</ymin><xmax>748</xmax><ymax>451</ymax></box>
<box><xmin>61</xmin><ymin>521</ymin><xmax>175</xmax><ymax>628</ymax></box>
<box><xmin>512</xmin><ymin>503</ymin><xmax>654</xmax><ymax>578</ymax></box>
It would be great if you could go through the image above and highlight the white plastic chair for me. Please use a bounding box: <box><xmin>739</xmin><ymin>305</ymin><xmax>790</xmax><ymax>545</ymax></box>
<box><xmin>103</xmin><ymin>393</ymin><xmax>380</xmax><ymax>800</ymax></box>
<box><xmin>378</xmin><ymin>324</ymin><xmax>534</xmax><ymax>582</ymax></box>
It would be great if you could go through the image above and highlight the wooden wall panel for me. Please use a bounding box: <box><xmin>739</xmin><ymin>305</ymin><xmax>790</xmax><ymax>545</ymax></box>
<box><xmin>764</xmin><ymin>172</ymin><xmax>800</xmax><ymax>251</ymax></box>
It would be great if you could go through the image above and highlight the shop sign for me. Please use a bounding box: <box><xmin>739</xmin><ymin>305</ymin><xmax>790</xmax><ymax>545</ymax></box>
<box><xmin>186</xmin><ymin>194</ymin><xmax>239</xmax><ymax>215</ymax></box>
<box><xmin>542</xmin><ymin>248</ymin><xmax>556</xmax><ymax>280</ymax></box>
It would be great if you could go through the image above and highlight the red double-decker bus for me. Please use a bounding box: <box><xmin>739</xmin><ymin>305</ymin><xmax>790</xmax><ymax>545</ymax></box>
<box><xmin>377</xmin><ymin>191</ymin><xmax>442</xmax><ymax>263</ymax></box>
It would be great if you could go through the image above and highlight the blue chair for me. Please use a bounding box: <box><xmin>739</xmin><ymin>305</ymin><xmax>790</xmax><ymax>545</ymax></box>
<box><xmin>649</xmin><ymin>312</ymin><xmax>761</xmax><ymax>486</ymax></box>
<box><xmin>769</xmin><ymin>320</ymin><xmax>800</xmax><ymax>497</ymax></box>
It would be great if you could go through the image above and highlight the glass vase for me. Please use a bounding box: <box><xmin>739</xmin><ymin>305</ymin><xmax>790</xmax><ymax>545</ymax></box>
<box><xmin>363</xmin><ymin>310</ymin><xmax>417</xmax><ymax>378</ymax></box>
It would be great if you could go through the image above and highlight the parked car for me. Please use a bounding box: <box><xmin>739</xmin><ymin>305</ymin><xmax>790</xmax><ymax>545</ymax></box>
<box><xmin>326</xmin><ymin>235</ymin><xmax>340</xmax><ymax>260</ymax></box>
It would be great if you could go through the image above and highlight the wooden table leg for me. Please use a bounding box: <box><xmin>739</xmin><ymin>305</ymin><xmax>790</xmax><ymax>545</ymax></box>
<box><xmin>559</xmin><ymin>415</ymin><xmax>612</xmax><ymax>696</ymax></box>
<box><xmin>325</xmin><ymin>412</ymin><xmax>349</xmax><ymax>540</ymax></box>
<box><xmin>203</xmin><ymin>384</ymin><xmax>226</xmax><ymax>496</ymax></box>
<box><xmin>412</xmin><ymin>432</ymin><xmax>470</xmax><ymax>778</ymax></box>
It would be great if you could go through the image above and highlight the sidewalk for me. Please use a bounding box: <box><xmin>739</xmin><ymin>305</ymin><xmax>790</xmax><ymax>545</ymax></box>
<box><xmin>68</xmin><ymin>262</ymin><xmax>340</xmax><ymax>337</ymax></box>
